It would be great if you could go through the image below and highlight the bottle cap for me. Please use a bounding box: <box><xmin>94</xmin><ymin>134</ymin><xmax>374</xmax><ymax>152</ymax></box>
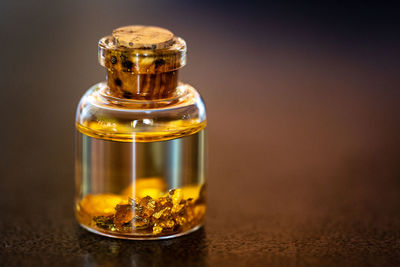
<box><xmin>98</xmin><ymin>25</ymin><xmax>186</xmax><ymax>74</ymax></box>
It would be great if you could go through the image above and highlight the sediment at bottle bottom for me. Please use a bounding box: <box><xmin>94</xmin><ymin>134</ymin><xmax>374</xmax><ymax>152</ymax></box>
<box><xmin>76</xmin><ymin>186</ymin><xmax>206</xmax><ymax>238</ymax></box>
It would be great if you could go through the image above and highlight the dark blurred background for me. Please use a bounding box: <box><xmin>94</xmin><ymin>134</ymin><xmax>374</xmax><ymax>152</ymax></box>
<box><xmin>0</xmin><ymin>1</ymin><xmax>400</xmax><ymax>266</ymax></box>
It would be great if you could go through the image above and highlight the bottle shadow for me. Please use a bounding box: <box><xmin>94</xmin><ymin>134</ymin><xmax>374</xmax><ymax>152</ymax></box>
<box><xmin>77</xmin><ymin>226</ymin><xmax>208</xmax><ymax>266</ymax></box>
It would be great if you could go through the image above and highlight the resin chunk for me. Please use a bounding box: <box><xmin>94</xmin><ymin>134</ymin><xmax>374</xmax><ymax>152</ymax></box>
<box><xmin>114</xmin><ymin>204</ymin><xmax>135</xmax><ymax>228</ymax></box>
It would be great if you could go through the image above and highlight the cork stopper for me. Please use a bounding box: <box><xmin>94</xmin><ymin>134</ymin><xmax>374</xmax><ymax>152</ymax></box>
<box><xmin>98</xmin><ymin>25</ymin><xmax>186</xmax><ymax>100</ymax></box>
<box><xmin>98</xmin><ymin>25</ymin><xmax>186</xmax><ymax>74</ymax></box>
<box><xmin>112</xmin><ymin>26</ymin><xmax>174</xmax><ymax>49</ymax></box>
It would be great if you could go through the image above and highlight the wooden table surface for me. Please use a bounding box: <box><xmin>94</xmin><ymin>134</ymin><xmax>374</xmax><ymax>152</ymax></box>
<box><xmin>1</xmin><ymin>1</ymin><xmax>399</xmax><ymax>266</ymax></box>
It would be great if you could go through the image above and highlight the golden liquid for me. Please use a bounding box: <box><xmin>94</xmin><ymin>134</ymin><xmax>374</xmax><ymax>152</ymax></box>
<box><xmin>75</xmin><ymin>125</ymin><xmax>206</xmax><ymax>239</ymax></box>
<box><xmin>76</xmin><ymin>120</ymin><xmax>206</xmax><ymax>142</ymax></box>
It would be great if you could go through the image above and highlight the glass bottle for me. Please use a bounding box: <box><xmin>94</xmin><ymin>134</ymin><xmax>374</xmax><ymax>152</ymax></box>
<box><xmin>75</xmin><ymin>26</ymin><xmax>206</xmax><ymax>240</ymax></box>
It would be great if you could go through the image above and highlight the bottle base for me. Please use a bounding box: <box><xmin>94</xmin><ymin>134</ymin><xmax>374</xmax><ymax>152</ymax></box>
<box><xmin>79</xmin><ymin>223</ymin><xmax>203</xmax><ymax>240</ymax></box>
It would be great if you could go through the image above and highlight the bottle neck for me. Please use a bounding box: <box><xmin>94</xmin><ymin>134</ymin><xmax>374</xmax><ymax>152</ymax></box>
<box><xmin>106</xmin><ymin>69</ymin><xmax>179</xmax><ymax>100</ymax></box>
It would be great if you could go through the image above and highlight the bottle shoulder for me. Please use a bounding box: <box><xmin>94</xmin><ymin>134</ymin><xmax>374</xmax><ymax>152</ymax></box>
<box><xmin>76</xmin><ymin>82</ymin><xmax>206</xmax><ymax>142</ymax></box>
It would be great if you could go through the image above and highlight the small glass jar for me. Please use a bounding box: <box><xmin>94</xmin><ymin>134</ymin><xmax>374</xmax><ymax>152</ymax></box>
<box><xmin>74</xmin><ymin>26</ymin><xmax>206</xmax><ymax>240</ymax></box>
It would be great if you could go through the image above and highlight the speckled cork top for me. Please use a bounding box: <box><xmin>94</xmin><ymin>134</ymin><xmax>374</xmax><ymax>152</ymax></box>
<box><xmin>98</xmin><ymin>25</ymin><xmax>186</xmax><ymax>100</ymax></box>
<box><xmin>99</xmin><ymin>25</ymin><xmax>186</xmax><ymax>74</ymax></box>
<box><xmin>112</xmin><ymin>26</ymin><xmax>174</xmax><ymax>49</ymax></box>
